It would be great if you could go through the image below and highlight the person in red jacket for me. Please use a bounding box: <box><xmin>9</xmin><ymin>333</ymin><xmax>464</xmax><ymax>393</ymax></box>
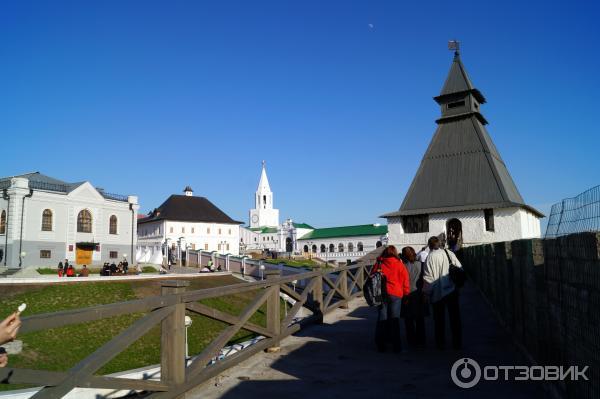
<box><xmin>374</xmin><ymin>245</ymin><xmax>410</xmax><ymax>353</ymax></box>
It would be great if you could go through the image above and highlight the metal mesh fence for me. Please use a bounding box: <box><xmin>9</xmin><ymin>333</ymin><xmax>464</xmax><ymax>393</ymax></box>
<box><xmin>545</xmin><ymin>185</ymin><xmax>600</xmax><ymax>238</ymax></box>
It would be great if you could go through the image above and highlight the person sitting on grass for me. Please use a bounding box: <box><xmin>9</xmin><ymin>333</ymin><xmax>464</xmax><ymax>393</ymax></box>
<box><xmin>79</xmin><ymin>264</ymin><xmax>90</xmax><ymax>277</ymax></box>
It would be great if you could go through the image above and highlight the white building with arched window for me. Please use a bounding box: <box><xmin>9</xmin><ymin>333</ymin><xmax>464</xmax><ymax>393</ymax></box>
<box><xmin>0</xmin><ymin>172</ymin><xmax>139</xmax><ymax>270</ymax></box>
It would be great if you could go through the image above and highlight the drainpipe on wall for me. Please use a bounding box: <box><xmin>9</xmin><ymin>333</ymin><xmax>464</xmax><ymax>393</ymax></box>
<box><xmin>2</xmin><ymin>189</ymin><xmax>10</xmax><ymax>266</ymax></box>
<box><xmin>18</xmin><ymin>189</ymin><xmax>34</xmax><ymax>268</ymax></box>
<box><xmin>129</xmin><ymin>203</ymin><xmax>135</xmax><ymax>265</ymax></box>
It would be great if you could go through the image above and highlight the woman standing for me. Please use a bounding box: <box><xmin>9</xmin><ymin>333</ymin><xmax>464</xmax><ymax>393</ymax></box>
<box><xmin>401</xmin><ymin>246</ymin><xmax>429</xmax><ymax>347</ymax></box>
<box><xmin>374</xmin><ymin>246</ymin><xmax>410</xmax><ymax>353</ymax></box>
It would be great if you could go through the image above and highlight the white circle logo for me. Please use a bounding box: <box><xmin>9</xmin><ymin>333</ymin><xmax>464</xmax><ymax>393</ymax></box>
<box><xmin>451</xmin><ymin>358</ymin><xmax>481</xmax><ymax>388</ymax></box>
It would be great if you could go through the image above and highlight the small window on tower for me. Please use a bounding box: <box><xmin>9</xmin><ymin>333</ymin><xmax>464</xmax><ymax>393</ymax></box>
<box><xmin>447</xmin><ymin>100</ymin><xmax>465</xmax><ymax>109</ymax></box>
<box><xmin>484</xmin><ymin>209</ymin><xmax>495</xmax><ymax>232</ymax></box>
<box><xmin>263</xmin><ymin>195</ymin><xmax>266</xmax><ymax>209</ymax></box>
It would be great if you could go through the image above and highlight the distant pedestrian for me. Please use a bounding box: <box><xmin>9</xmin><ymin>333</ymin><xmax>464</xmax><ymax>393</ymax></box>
<box><xmin>373</xmin><ymin>245</ymin><xmax>410</xmax><ymax>353</ymax></box>
<box><xmin>110</xmin><ymin>262</ymin><xmax>117</xmax><ymax>275</ymax></box>
<box><xmin>400</xmin><ymin>246</ymin><xmax>428</xmax><ymax>347</ymax></box>
<box><xmin>79</xmin><ymin>265</ymin><xmax>90</xmax><ymax>277</ymax></box>
<box><xmin>423</xmin><ymin>236</ymin><xmax>463</xmax><ymax>350</ymax></box>
<box><xmin>122</xmin><ymin>258</ymin><xmax>129</xmax><ymax>274</ymax></box>
<box><xmin>66</xmin><ymin>265</ymin><xmax>75</xmax><ymax>277</ymax></box>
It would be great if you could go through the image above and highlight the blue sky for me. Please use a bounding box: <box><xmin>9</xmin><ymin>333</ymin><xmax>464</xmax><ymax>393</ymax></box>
<box><xmin>1</xmin><ymin>0</ymin><xmax>598</xmax><ymax>229</ymax></box>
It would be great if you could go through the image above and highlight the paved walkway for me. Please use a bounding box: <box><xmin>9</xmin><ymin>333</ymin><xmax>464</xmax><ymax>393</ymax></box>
<box><xmin>188</xmin><ymin>283</ymin><xmax>547</xmax><ymax>399</ymax></box>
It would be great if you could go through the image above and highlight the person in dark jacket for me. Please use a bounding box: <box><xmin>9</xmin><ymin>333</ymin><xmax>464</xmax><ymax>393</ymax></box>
<box><xmin>400</xmin><ymin>246</ymin><xmax>429</xmax><ymax>347</ymax></box>
<box><xmin>374</xmin><ymin>245</ymin><xmax>411</xmax><ymax>353</ymax></box>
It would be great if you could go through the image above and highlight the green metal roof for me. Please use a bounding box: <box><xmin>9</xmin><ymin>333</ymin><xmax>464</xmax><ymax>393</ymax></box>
<box><xmin>298</xmin><ymin>224</ymin><xmax>387</xmax><ymax>240</ymax></box>
<box><xmin>293</xmin><ymin>222</ymin><xmax>314</xmax><ymax>229</ymax></box>
<box><xmin>248</xmin><ymin>226</ymin><xmax>278</xmax><ymax>234</ymax></box>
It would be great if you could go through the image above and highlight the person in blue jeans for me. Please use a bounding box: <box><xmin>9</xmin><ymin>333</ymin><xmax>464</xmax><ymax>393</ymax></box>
<box><xmin>374</xmin><ymin>246</ymin><xmax>411</xmax><ymax>353</ymax></box>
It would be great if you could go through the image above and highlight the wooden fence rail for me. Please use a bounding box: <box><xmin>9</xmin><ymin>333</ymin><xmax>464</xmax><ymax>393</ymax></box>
<box><xmin>0</xmin><ymin>262</ymin><xmax>371</xmax><ymax>399</ymax></box>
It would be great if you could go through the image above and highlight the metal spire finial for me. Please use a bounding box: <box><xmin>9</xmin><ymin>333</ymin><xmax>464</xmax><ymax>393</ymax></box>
<box><xmin>448</xmin><ymin>40</ymin><xmax>460</xmax><ymax>58</ymax></box>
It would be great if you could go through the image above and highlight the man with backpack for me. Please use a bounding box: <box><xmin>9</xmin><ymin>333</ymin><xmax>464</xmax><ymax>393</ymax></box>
<box><xmin>423</xmin><ymin>236</ymin><xmax>463</xmax><ymax>350</ymax></box>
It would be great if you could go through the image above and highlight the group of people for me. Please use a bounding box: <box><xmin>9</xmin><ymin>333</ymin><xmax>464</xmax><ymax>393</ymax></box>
<box><xmin>57</xmin><ymin>260</ymin><xmax>89</xmax><ymax>277</ymax></box>
<box><xmin>372</xmin><ymin>236</ymin><xmax>462</xmax><ymax>353</ymax></box>
<box><xmin>100</xmin><ymin>260</ymin><xmax>129</xmax><ymax>276</ymax></box>
<box><xmin>199</xmin><ymin>259</ymin><xmax>222</xmax><ymax>273</ymax></box>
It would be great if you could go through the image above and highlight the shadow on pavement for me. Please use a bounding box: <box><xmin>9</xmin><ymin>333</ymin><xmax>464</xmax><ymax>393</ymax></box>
<box><xmin>207</xmin><ymin>283</ymin><xmax>547</xmax><ymax>399</ymax></box>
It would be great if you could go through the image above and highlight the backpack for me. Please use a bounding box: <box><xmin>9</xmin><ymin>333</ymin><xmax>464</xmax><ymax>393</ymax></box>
<box><xmin>363</xmin><ymin>258</ymin><xmax>387</xmax><ymax>306</ymax></box>
<box><xmin>444</xmin><ymin>249</ymin><xmax>466</xmax><ymax>288</ymax></box>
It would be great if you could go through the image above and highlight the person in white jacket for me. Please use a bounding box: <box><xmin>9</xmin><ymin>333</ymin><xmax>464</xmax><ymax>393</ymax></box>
<box><xmin>423</xmin><ymin>236</ymin><xmax>462</xmax><ymax>350</ymax></box>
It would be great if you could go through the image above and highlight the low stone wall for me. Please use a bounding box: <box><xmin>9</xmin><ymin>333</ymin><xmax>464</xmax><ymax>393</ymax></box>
<box><xmin>462</xmin><ymin>232</ymin><xmax>600</xmax><ymax>399</ymax></box>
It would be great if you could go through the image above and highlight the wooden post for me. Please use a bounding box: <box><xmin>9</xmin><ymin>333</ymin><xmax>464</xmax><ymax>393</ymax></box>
<box><xmin>265</xmin><ymin>270</ymin><xmax>281</xmax><ymax>352</ymax></box>
<box><xmin>161</xmin><ymin>280</ymin><xmax>189</xmax><ymax>386</ymax></box>
<box><xmin>357</xmin><ymin>263</ymin><xmax>365</xmax><ymax>291</ymax></box>
<box><xmin>313</xmin><ymin>267</ymin><xmax>324</xmax><ymax>324</ymax></box>
<box><xmin>339</xmin><ymin>269</ymin><xmax>349</xmax><ymax>309</ymax></box>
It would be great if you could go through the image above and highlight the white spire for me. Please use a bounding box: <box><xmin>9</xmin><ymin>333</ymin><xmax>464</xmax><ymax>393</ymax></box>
<box><xmin>257</xmin><ymin>160</ymin><xmax>272</xmax><ymax>194</ymax></box>
<box><xmin>250</xmin><ymin>160</ymin><xmax>279</xmax><ymax>228</ymax></box>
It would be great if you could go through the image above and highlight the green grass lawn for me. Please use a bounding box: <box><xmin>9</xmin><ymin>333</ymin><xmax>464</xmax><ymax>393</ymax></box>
<box><xmin>36</xmin><ymin>266</ymin><xmax>157</xmax><ymax>275</ymax></box>
<box><xmin>264</xmin><ymin>258</ymin><xmax>321</xmax><ymax>269</ymax></box>
<box><xmin>0</xmin><ymin>275</ymin><xmax>277</xmax><ymax>391</ymax></box>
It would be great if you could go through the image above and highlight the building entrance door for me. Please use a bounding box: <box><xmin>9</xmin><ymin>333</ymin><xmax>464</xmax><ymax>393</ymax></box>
<box><xmin>76</xmin><ymin>247</ymin><xmax>93</xmax><ymax>265</ymax></box>
<box><xmin>446</xmin><ymin>218</ymin><xmax>463</xmax><ymax>251</ymax></box>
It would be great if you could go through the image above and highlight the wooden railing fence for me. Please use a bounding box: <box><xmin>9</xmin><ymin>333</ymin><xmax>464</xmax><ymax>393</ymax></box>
<box><xmin>0</xmin><ymin>262</ymin><xmax>370</xmax><ymax>398</ymax></box>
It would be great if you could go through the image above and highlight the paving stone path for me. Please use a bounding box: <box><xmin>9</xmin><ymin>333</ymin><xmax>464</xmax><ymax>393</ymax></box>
<box><xmin>188</xmin><ymin>282</ymin><xmax>547</xmax><ymax>399</ymax></box>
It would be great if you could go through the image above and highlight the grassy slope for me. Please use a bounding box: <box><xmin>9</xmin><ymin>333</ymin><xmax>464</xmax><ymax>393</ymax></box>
<box><xmin>0</xmin><ymin>276</ymin><xmax>271</xmax><ymax>390</ymax></box>
<box><xmin>264</xmin><ymin>258</ymin><xmax>320</xmax><ymax>269</ymax></box>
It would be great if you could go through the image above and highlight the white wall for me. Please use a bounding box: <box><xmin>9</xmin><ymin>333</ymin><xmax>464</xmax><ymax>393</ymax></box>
<box><xmin>298</xmin><ymin>234</ymin><xmax>384</xmax><ymax>260</ymax></box>
<box><xmin>387</xmin><ymin>207</ymin><xmax>542</xmax><ymax>251</ymax></box>
<box><xmin>138</xmin><ymin>220</ymin><xmax>240</xmax><ymax>256</ymax></box>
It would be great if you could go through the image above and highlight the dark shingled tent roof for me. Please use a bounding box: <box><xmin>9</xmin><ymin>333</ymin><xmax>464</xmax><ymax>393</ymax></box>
<box><xmin>382</xmin><ymin>51</ymin><xmax>543</xmax><ymax>218</ymax></box>
<box><xmin>139</xmin><ymin>195</ymin><xmax>243</xmax><ymax>225</ymax></box>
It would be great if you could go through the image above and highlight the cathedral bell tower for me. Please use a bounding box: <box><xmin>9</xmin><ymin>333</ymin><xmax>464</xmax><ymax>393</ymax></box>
<box><xmin>249</xmin><ymin>161</ymin><xmax>280</xmax><ymax>228</ymax></box>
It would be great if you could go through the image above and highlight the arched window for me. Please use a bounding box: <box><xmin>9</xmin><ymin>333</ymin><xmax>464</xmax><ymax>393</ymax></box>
<box><xmin>0</xmin><ymin>210</ymin><xmax>6</xmax><ymax>235</ymax></box>
<box><xmin>338</xmin><ymin>243</ymin><xmax>344</xmax><ymax>252</ymax></box>
<box><xmin>329</xmin><ymin>244</ymin><xmax>335</xmax><ymax>253</ymax></box>
<box><xmin>320</xmin><ymin>244</ymin><xmax>326</xmax><ymax>253</ymax></box>
<box><xmin>311</xmin><ymin>245</ymin><xmax>317</xmax><ymax>253</ymax></box>
<box><xmin>77</xmin><ymin>209</ymin><xmax>92</xmax><ymax>233</ymax></box>
<box><xmin>357</xmin><ymin>242</ymin><xmax>364</xmax><ymax>252</ymax></box>
<box><xmin>109</xmin><ymin>215</ymin><xmax>118</xmax><ymax>235</ymax></box>
<box><xmin>303</xmin><ymin>245</ymin><xmax>309</xmax><ymax>253</ymax></box>
<box><xmin>376</xmin><ymin>241</ymin><xmax>383</xmax><ymax>248</ymax></box>
<box><xmin>41</xmin><ymin>209</ymin><xmax>53</xmax><ymax>231</ymax></box>
<box><xmin>348</xmin><ymin>242</ymin><xmax>354</xmax><ymax>252</ymax></box>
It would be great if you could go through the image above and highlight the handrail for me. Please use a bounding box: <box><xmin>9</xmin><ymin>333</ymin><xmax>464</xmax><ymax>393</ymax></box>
<box><xmin>1</xmin><ymin>261</ymin><xmax>372</xmax><ymax>398</ymax></box>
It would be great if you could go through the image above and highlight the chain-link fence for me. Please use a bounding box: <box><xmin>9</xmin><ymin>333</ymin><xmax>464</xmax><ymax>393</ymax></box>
<box><xmin>545</xmin><ymin>185</ymin><xmax>600</xmax><ymax>238</ymax></box>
